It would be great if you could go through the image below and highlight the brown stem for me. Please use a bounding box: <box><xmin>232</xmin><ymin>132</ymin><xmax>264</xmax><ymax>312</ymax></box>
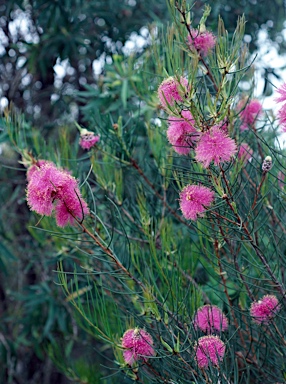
<box><xmin>219</xmin><ymin>165</ymin><xmax>233</xmax><ymax>198</ymax></box>
<box><xmin>210</xmin><ymin>210</ymin><xmax>240</xmax><ymax>226</ymax></box>
<box><xmin>200</xmin><ymin>56</ymin><xmax>219</xmax><ymax>92</ymax></box>
<box><xmin>242</xmin><ymin>168</ymin><xmax>257</xmax><ymax>189</ymax></box>
<box><xmin>251</xmin><ymin>172</ymin><xmax>267</xmax><ymax>210</ymax></box>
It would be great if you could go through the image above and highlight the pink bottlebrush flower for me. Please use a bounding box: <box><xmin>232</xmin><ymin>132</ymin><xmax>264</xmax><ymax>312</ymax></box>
<box><xmin>27</xmin><ymin>162</ymin><xmax>63</xmax><ymax>216</ymax></box>
<box><xmin>188</xmin><ymin>28</ymin><xmax>216</xmax><ymax>56</ymax></box>
<box><xmin>193</xmin><ymin>305</ymin><xmax>228</xmax><ymax>334</ymax></box>
<box><xmin>195</xmin><ymin>335</ymin><xmax>226</xmax><ymax>369</ymax></box>
<box><xmin>277</xmin><ymin>107</ymin><xmax>286</xmax><ymax>132</ymax></box>
<box><xmin>167</xmin><ymin>110</ymin><xmax>200</xmax><ymax>155</ymax></box>
<box><xmin>195</xmin><ymin>126</ymin><xmax>237</xmax><ymax>168</ymax></box>
<box><xmin>238</xmin><ymin>99</ymin><xmax>262</xmax><ymax>131</ymax></box>
<box><xmin>55</xmin><ymin>188</ymin><xmax>89</xmax><ymax>227</ymax></box>
<box><xmin>179</xmin><ymin>184</ymin><xmax>214</xmax><ymax>221</ymax></box>
<box><xmin>26</xmin><ymin>162</ymin><xmax>89</xmax><ymax>226</ymax></box>
<box><xmin>158</xmin><ymin>76</ymin><xmax>189</xmax><ymax>109</ymax></box>
<box><xmin>275</xmin><ymin>83</ymin><xmax>286</xmax><ymax>103</ymax></box>
<box><xmin>250</xmin><ymin>295</ymin><xmax>280</xmax><ymax>324</ymax></box>
<box><xmin>238</xmin><ymin>143</ymin><xmax>253</xmax><ymax>163</ymax></box>
<box><xmin>26</xmin><ymin>160</ymin><xmax>52</xmax><ymax>182</ymax></box>
<box><xmin>122</xmin><ymin>328</ymin><xmax>155</xmax><ymax>365</ymax></box>
<box><xmin>275</xmin><ymin>84</ymin><xmax>286</xmax><ymax>131</ymax></box>
<box><xmin>79</xmin><ymin>129</ymin><xmax>100</xmax><ymax>150</ymax></box>
<box><xmin>278</xmin><ymin>106</ymin><xmax>286</xmax><ymax>125</ymax></box>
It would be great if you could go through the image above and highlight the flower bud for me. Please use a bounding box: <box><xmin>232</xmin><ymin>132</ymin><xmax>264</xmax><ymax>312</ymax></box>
<box><xmin>262</xmin><ymin>156</ymin><xmax>272</xmax><ymax>172</ymax></box>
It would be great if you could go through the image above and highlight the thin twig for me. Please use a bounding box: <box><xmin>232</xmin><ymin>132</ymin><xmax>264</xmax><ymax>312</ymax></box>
<box><xmin>74</xmin><ymin>216</ymin><xmax>185</xmax><ymax>329</ymax></box>
<box><xmin>130</xmin><ymin>157</ymin><xmax>193</xmax><ymax>230</ymax></box>
<box><xmin>175</xmin><ymin>3</ymin><xmax>219</xmax><ymax>92</ymax></box>
<box><xmin>175</xmin><ymin>263</ymin><xmax>211</xmax><ymax>304</ymax></box>
<box><xmin>251</xmin><ymin>172</ymin><xmax>267</xmax><ymax>210</ymax></box>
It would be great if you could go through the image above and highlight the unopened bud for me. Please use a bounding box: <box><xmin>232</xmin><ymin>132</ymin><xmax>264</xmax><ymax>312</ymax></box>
<box><xmin>262</xmin><ymin>156</ymin><xmax>272</xmax><ymax>172</ymax></box>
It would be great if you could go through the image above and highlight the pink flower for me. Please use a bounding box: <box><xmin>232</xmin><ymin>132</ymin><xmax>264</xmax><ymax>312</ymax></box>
<box><xmin>238</xmin><ymin>99</ymin><xmax>262</xmax><ymax>131</ymax></box>
<box><xmin>188</xmin><ymin>28</ymin><xmax>216</xmax><ymax>56</ymax></box>
<box><xmin>193</xmin><ymin>305</ymin><xmax>228</xmax><ymax>334</ymax></box>
<box><xmin>79</xmin><ymin>129</ymin><xmax>100</xmax><ymax>150</ymax></box>
<box><xmin>274</xmin><ymin>84</ymin><xmax>286</xmax><ymax>132</ymax></box>
<box><xmin>27</xmin><ymin>162</ymin><xmax>63</xmax><ymax>216</ymax></box>
<box><xmin>27</xmin><ymin>160</ymin><xmax>52</xmax><ymax>182</ymax></box>
<box><xmin>54</xmin><ymin>188</ymin><xmax>89</xmax><ymax>227</ymax></box>
<box><xmin>250</xmin><ymin>295</ymin><xmax>280</xmax><ymax>324</ymax></box>
<box><xmin>179</xmin><ymin>184</ymin><xmax>214</xmax><ymax>221</ymax></box>
<box><xmin>238</xmin><ymin>143</ymin><xmax>253</xmax><ymax>163</ymax></box>
<box><xmin>195</xmin><ymin>126</ymin><xmax>237</xmax><ymax>168</ymax></box>
<box><xmin>167</xmin><ymin>110</ymin><xmax>200</xmax><ymax>154</ymax></box>
<box><xmin>277</xmin><ymin>107</ymin><xmax>286</xmax><ymax>132</ymax></box>
<box><xmin>122</xmin><ymin>328</ymin><xmax>155</xmax><ymax>365</ymax></box>
<box><xmin>195</xmin><ymin>335</ymin><xmax>226</xmax><ymax>369</ymax></box>
<box><xmin>158</xmin><ymin>77</ymin><xmax>189</xmax><ymax>109</ymax></box>
<box><xmin>275</xmin><ymin>83</ymin><xmax>286</xmax><ymax>103</ymax></box>
<box><xmin>26</xmin><ymin>161</ymin><xmax>89</xmax><ymax>226</ymax></box>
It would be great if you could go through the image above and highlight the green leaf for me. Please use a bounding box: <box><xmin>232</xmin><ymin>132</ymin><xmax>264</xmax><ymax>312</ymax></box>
<box><xmin>0</xmin><ymin>243</ymin><xmax>16</xmax><ymax>261</ymax></box>
<box><xmin>121</xmin><ymin>79</ymin><xmax>128</xmax><ymax>109</ymax></box>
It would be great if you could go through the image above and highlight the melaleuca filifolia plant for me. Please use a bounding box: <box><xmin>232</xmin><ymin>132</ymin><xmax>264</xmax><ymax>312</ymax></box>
<box><xmin>4</xmin><ymin>1</ymin><xmax>286</xmax><ymax>383</ymax></box>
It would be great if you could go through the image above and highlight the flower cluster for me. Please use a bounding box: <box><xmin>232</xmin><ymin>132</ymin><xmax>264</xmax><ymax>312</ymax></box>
<box><xmin>157</xmin><ymin>74</ymin><xmax>237</xmax><ymax>221</ymax></box>
<box><xmin>275</xmin><ymin>83</ymin><xmax>286</xmax><ymax>132</ymax></box>
<box><xmin>238</xmin><ymin>98</ymin><xmax>262</xmax><ymax>131</ymax></box>
<box><xmin>193</xmin><ymin>305</ymin><xmax>228</xmax><ymax>334</ymax></box>
<box><xmin>158</xmin><ymin>75</ymin><xmax>237</xmax><ymax>170</ymax></box>
<box><xmin>121</xmin><ymin>328</ymin><xmax>155</xmax><ymax>365</ymax></box>
<box><xmin>187</xmin><ymin>28</ymin><xmax>216</xmax><ymax>56</ymax></box>
<box><xmin>179</xmin><ymin>184</ymin><xmax>214</xmax><ymax>221</ymax></box>
<box><xmin>26</xmin><ymin>161</ymin><xmax>89</xmax><ymax>227</ymax></box>
<box><xmin>250</xmin><ymin>295</ymin><xmax>280</xmax><ymax>324</ymax></box>
<box><xmin>121</xmin><ymin>326</ymin><xmax>227</xmax><ymax>370</ymax></box>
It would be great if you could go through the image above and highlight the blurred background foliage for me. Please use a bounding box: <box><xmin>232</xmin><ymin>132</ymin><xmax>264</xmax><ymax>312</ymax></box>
<box><xmin>0</xmin><ymin>0</ymin><xmax>286</xmax><ymax>383</ymax></box>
